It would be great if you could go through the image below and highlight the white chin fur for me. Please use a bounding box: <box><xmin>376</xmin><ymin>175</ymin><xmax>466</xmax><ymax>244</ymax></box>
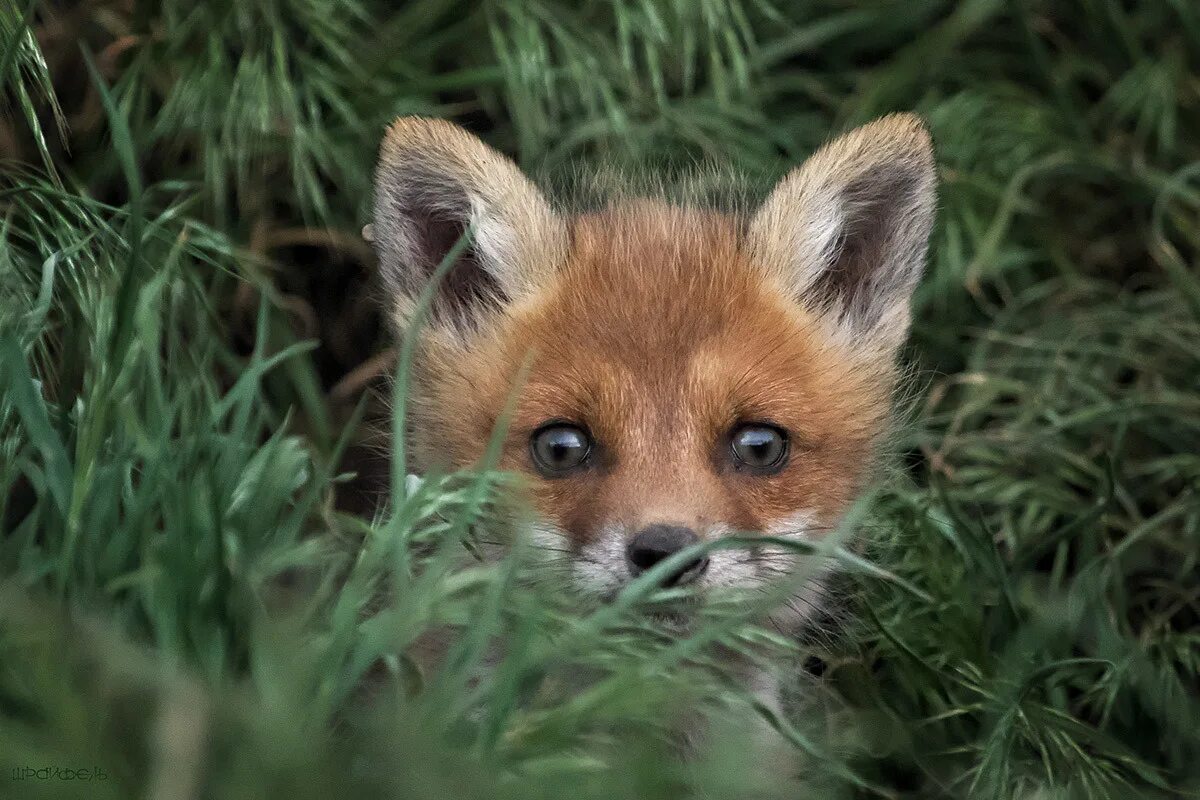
<box><xmin>520</xmin><ymin>511</ymin><xmax>834</xmax><ymax>632</ymax></box>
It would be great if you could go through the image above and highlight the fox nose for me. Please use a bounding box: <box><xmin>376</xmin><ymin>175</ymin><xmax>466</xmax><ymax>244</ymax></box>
<box><xmin>625</xmin><ymin>525</ymin><xmax>708</xmax><ymax>586</ymax></box>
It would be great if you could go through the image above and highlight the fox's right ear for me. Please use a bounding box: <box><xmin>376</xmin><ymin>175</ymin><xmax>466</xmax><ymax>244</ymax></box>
<box><xmin>372</xmin><ymin>117</ymin><xmax>567</xmax><ymax>331</ymax></box>
<box><xmin>747</xmin><ymin>113</ymin><xmax>936</xmax><ymax>356</ymax></box>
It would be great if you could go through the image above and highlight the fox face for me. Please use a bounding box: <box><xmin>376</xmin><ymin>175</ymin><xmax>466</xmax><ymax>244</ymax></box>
<box><xmin>373</xmin><ymin>114</ymin><xmax>935</xmax><ymax>621</ymax></box>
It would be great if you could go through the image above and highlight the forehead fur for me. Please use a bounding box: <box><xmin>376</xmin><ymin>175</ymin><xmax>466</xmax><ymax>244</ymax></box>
<box><xmin>410</xmin><ymin>201</ymin><xmax>895</xmax><ymax>534</ymax></box>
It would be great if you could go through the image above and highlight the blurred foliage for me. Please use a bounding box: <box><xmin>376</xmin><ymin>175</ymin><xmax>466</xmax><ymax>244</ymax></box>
<box><xmin>1</xmin><ymin>0</ymin><xmax>1198</xmax><ymax>798</ymax></box>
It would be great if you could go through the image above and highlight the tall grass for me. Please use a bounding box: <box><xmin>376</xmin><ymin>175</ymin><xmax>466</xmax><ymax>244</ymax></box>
<box><xmin>1</xmin><ymin>1</ymin><xmax>1198</xmax><ymax>798</ymax></box>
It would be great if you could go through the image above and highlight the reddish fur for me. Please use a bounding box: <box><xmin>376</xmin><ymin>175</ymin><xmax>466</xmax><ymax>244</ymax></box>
<box><xmin>411</xmin><ymin>201</ymin><xmax>895</xmax><ymax>545</ymax></box>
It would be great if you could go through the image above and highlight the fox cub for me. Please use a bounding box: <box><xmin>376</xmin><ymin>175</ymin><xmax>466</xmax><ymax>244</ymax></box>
<box><xmin>371</xmin><ymin>114</ymin><xmax>935</xmax><ymax>633</ymax></box>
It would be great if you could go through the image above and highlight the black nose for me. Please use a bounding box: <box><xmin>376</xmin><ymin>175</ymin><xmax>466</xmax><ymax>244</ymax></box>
<box><xmin>625</xmin><ymin>525</ymin><xmax>708</xmax><ymax>586</ymax></box>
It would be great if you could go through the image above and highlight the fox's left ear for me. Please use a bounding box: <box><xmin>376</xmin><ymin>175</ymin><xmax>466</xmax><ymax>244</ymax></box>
<box><xmin>372</xmin><ymin>117</ymin><xmax>567</xmax><ymax>333</ymax></box>
<box><xmin>747</xmin><ymin>112</ymin><xmax>936</xmax><ymax>354</ymax></box>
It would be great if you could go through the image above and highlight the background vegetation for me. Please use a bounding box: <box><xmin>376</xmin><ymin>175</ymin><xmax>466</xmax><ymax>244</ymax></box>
<box><xmin>2</xmin><ymin>0</ymin><xmax>1198</xmax><ymax>797</ymax></box>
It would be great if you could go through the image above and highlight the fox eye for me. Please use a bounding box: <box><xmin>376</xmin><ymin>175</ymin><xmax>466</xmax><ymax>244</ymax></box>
<box><xmin>730</xmin><ymin>424</ymin><xmax>789</xmax><ymax>472</ymax></box>
<box><xmin>530</xmin><ymin>423</ymin><xmax>592</xmax><ymax>475</ymax></box>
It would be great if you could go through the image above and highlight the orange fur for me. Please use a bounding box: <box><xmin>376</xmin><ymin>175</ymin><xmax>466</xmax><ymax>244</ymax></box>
<box><xmin>374</xmin><ymin>113</ymin><xmax>936</xmax><ymax>598</ymax></box>
<box><xmin>410</xmin><ymin>202</ymin><xmax>893</xmax><ymax>543</ymax></box>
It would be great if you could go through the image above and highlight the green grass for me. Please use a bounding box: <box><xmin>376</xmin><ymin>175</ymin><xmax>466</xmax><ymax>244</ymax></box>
<box><xmin>2</xmin><ymin>0</ymin><xmax>1199</xmax><ymax>797</ymax></box>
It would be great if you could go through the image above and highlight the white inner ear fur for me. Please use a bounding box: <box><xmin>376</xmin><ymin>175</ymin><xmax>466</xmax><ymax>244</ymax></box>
<box><xmin>373</xmin><ymin>116</ymin><xmax>567</xmax><ymax>323</ymax></box>
<box><xmin>747</xmin><ymin>112</ymin><xmax>937</xmax><ymax>356</ymax></box>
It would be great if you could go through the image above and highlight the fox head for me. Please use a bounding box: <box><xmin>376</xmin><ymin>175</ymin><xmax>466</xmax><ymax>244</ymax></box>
<box><xmin>372</xmin><ymin>114</ymin><xmax>936</xmax><ymax>617</ymax></box>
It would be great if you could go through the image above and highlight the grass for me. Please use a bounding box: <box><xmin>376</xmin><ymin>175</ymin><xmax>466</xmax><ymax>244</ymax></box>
<box><xmin>1</xmin><ymin>0</ymin><xmax>1198</xmax><ymax>797</ymax></box>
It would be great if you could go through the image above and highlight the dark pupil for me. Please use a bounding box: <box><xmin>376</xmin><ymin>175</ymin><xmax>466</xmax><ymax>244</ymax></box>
<box><xmin>736</xmin><ymin>427</ymin><xmax>782</xmax><ymax>465</ymax></box>
<box><xmin>538</xmin><ymin>427</ymin><xmax>586</xmax><ymax>468</ymax></box>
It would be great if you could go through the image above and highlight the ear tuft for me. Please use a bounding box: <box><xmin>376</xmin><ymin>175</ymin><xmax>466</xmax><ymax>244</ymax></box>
<box><xmin>373</xmin><ymin>117</ymin><xmax>567</xmax><ymax>330</ymax></box>
<box><xmin>748</xmin><ymin>112</ymin><xmax>937</xmax><ymax>354</ymax></box>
